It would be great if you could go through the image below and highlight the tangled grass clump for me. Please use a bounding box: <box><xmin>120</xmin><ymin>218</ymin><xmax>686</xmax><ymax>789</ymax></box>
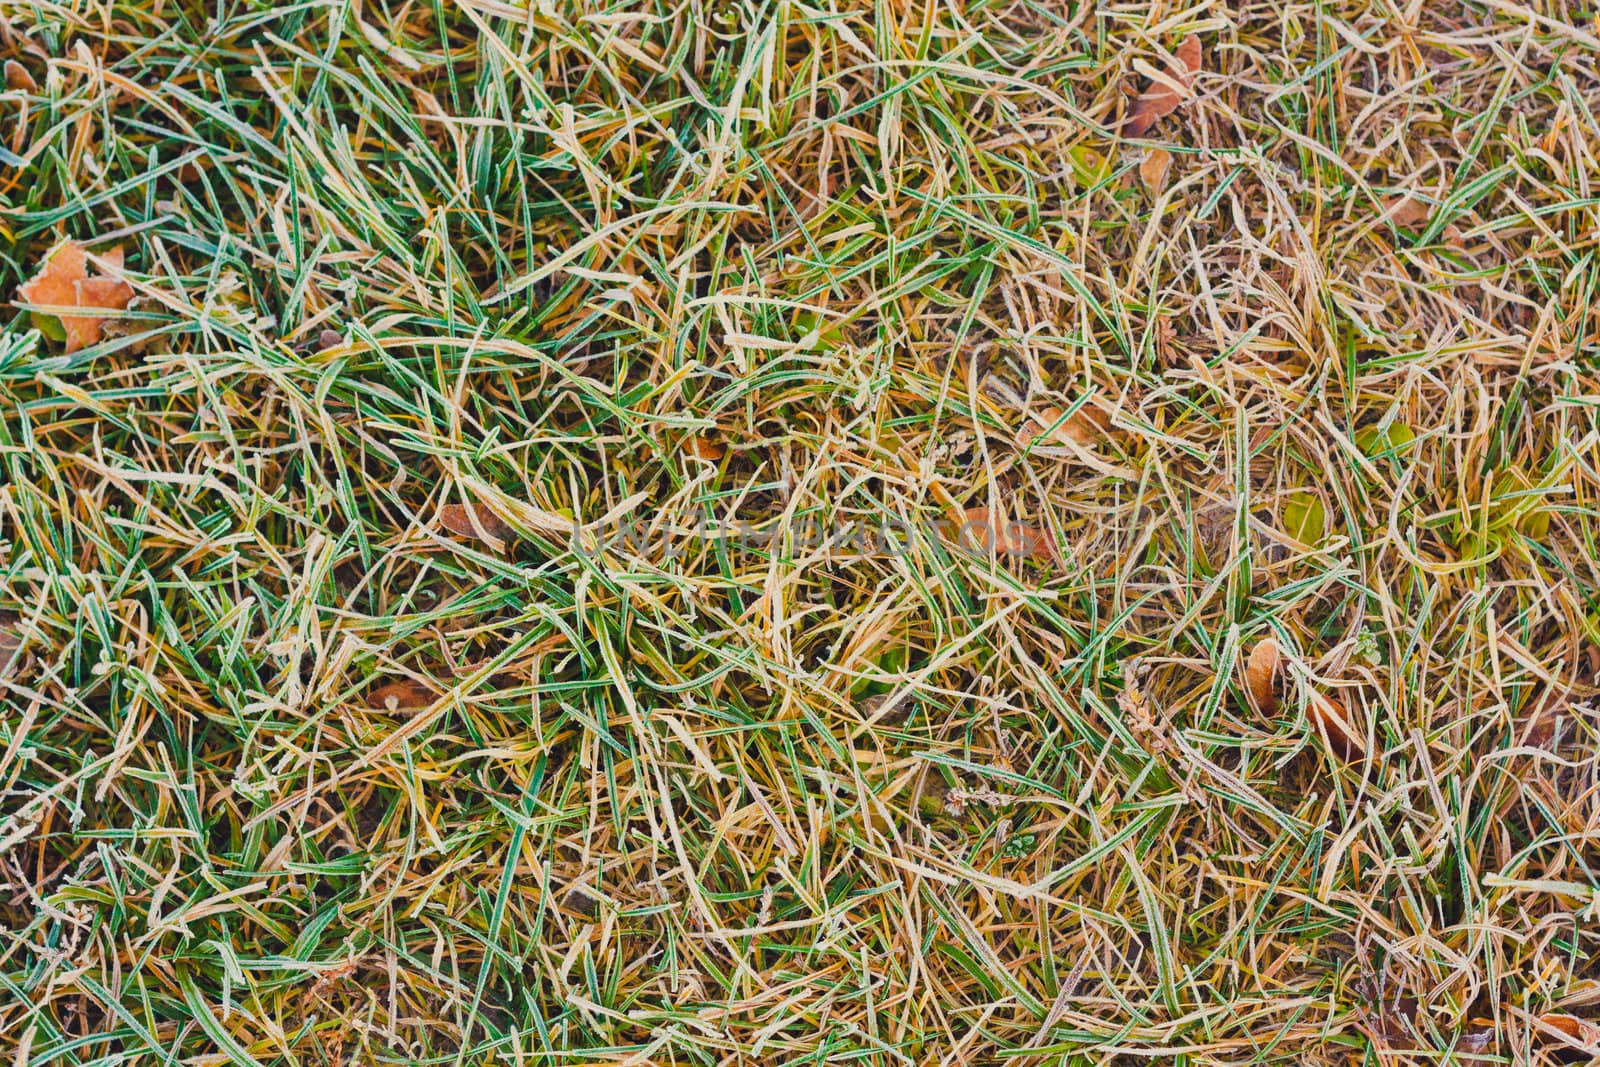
<box><xmin>3</xmin><ymin>1</ymin><xmax>1600</xmax><ymax>1064</ymax></box>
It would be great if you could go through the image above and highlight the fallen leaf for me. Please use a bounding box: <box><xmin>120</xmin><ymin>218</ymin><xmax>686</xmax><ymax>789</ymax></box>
<box><xmin>0</xmin><ymin>613</ymin><xmax>21</xmax><ymax>679</ymax></box>
<box><xmin>1456</xmin><ymin>1025</ymin><xmax>1494</xmax><ymax>1054</ymax></box>
<box><xmin>1019</xmin><ymin>401</ymin><xmax>1109</xmax><ymax>448</ymax></box>
<box><xmin>1066</xmin><ymin>143</ymin><xmax>1111</xmax><ymax>185</ymax></box>
<box><xmin>561</xmin><ymin>884</ymin><xmax>603</xmax><ymax>918</ymax></box>
<box><xmin>1537</xmin><ymin>1013</ymin><xmax>1600</xmax><ymax>1047</ymax></box>
<box><xmin>1282</xmin><ymin>490</ymin><xmax>1327</xmax><ymax>545</ymax></box>
<box><xmin>1358</xmin><ymin>993</ymin><xmax>1493</xmax><ymax>1054</ymax></box>
<box><xmin>1355</xmin><ymin>423</ymin><xmax>1417</xmax><ymax>459</ymax></box>
<box><xmin>5</xmin><ymin>60</ymin><xmax>37</xmax><ymax>93</ymax></box>
<box><xmin>1140</xmin><ymin>147</ymin><xmax>1173</xmax><ymax>192</ymax></box>
<box><xmin>1125</xmin><ymin>35</ymin><xmax>1203</xmax><ymax>138</ymax></box>
<box><xmin>956</xmin><ymin>506</ymin><xmax>1061</xmax><ymax>565</ymax></box>
<box><xmin>683</xmin><ymin>436</ymin><xmax>725</xmax><ymax>461</ymax></box>
<box><xmin>979</xmin><ymin>373</ymin><xmax>1028</xmax><ymax>412</ymax></box>
<box><xmin>17</xmin><ymin>241</ymin><xmax>134</xmax><ymax>353</ymax></box>
<box><xmin>1243</xmin><ymin>638</ymin><xmax>1281</xmax><ymax>713</ymax></box>
<box><xmin>1385</xmin><ymin>195</ymin><xmax>1430</xmax><ymax>227</ymax></box>
<box><xmin>367</xmin><ymin>679</ymin><xmax>436</xmax><ymax>711</ymax></box>
<box><xmin>1308</xmin><ymin>690</ymin><xmax>1364</xmax><ymax>760</ymax></box>
<box><xmin>438</xmin><ymin>502</ymin><xmax>510</xmax><ymax>544</ymax></box>
<box><xmin>1522</xmin><ymin>685</ymin><xmax>1572</xmax><ymax>748</ymax></box>
<box><xmin>861</xmin><ymin>691</ymin><xmax>911</xmax><ymax>724</ymax></box>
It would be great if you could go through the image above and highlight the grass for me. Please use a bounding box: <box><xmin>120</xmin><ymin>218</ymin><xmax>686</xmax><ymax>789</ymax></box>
<box><xmin>2</xmin><ymin>0</ymin><xmax>1600</xmax><ymax>1063</ymax></box>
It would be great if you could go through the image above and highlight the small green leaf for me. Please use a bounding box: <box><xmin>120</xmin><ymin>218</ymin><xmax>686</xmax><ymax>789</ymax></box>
<box><xmin>1067</xmin><ymin>144</ymin><xmax>1110</xmax><ymax>185</ymax></box>
<box><xmin>30</xmin><ymin>311</ymin><xmax>66</xmax><ymax>343</ymax></box>
<box><xmin>1490</xmin><ymin>470</ymin><xmax>1549</xmax><ymax>539</ymax></box>
<box><xmin>1354</xmin><ymin>422</ymin><xmax>1416</xmax><ymax>458</ymax></box>
<box><xmin>1001</xmin><ymin>831</ymin><xmax>1037</xmax><ymax>859</ymax></box>
<box><xmin>1282</xmin><ymin>490</ymin><xmax>1326</xmax><ymax>545</ymax></box>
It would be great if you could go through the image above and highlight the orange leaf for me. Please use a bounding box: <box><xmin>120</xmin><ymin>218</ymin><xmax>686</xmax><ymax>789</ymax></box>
<box><xmin>367</xmin><ymin>679</ymin><xmax>436</xmax><ymax>711</ymax></box>
<box><xmin>5</xmin><ymin>60</ymin><xmax>37</xmax><ymax>93</ymax></box>
<box><xmin>1538</xmin><ymin>1013</ymin><xmax>1600</xmax><ymax>1046</ymax></box>
<box><xmin>1385</xmin><ymin>195</ymin><xmax>1430</xmax><ymax>227</ymax></box>
<box><xmin>1308</xmin><ymin>690</ymin><xmax>1364</xmax><ymax>760</ymax></box>
<box><xmin>1140</xmin><ymin>147</ymin><xmax>1173</xmax><ymax>192</ymax></box>
<box><xmin>1243</xmin><ymin>638</ymin><xmax>1281</xmax><ymax>713</ymax></box>
<box><xmin>438</xmin><ymin>502</ymin><xmax>510</xmax><ymax>544</ymax></box>
<box><xmin>1125</xmin><ymin>35</ymin><xmax>1203</xmax><ymax>138</ymax></box>
<box><xmin>17</xmin><ymin>241</ymin><xmax>134</xmax><ymax>353</ymax></box>
<box><xmin>956</xmin><ymin>506</ymin><xmax>1061</xmax><ymax>565</ymax></box>
<box><xmin>1019</xmin><ymin>401</ymin><xmax>1108</xmax><ymax>448</ymax></box>
<box><xmin>683</xmin><ymin>436</ymin><xmax>725</xmax><ymax>461</ymax></box>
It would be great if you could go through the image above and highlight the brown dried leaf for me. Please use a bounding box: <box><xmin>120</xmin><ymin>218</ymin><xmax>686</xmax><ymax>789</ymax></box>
<box><xmin>367</xmin><ymin>679</ymin><xmax>436</xmax><ymax>711</ymax></box>
<box><xmin>1023</xmin><ymin>402</ymin><xmax>1109</xmax><ymax>448</ymax></box>
<box><xmin>1175</xmin><ymin>35</ymin><xmax>1202</xmax><ymax>76</ymax></box>
<box><xmin>1308</xmin><ymin>690</ymin><xmax>1364</xmax><ymax>760</ymax></box>
<box><xmin>1125</xmin><ymin>35</ymin><xmax>1203</xmax><ymax>138</ymax></box>
<box><xmin>683</xmin><ymin>436</ymin><xmax>725</xmax><ymax>461</ymax></box>
<box><xmin>561</xmin><ymin>884</ymin><xmax>602</xmax><ymax>918</ymax></box>
<box><xmin>0</xmin><ymin>612</ymin><xmax>21</xmax><ymax>679</ymax></box>
<box><xmin>1522</xmin><ymin>685</ymin><xmax>1569</xmax><ymax>748</ymax></box>
<box><xmin>1118</xmin><ymin>675</ymin><xmax>1170</xmax><ymax>754</ymax></box>
<box><xmin>956</xmin><ymin>506</ymin><xmax>1061</xmax><ymax>565</ymax></box>
<box><xmin>979</xmin><ymin>373</ymin><xmax>1028</xmax><ymax>412</ymax></box>
<box><xmin>438</xmin><ymin>502</ymin><xmax>510</xmax><ymax>544</ymax></box>
<box><xmin>17</xmin><ymin>241</ymin><xmax>134</xmax><ymax>353</ymax></box>
<box><xmin>1538</xmin><ymin>1013</ymin><xmax>1600</xmax><ymax>1046</ymax></box>
<box><xmin>1243</xmin><ymin>638</ymin><xmax>1281</xmax><ymax>713</ymax></box>
<box><xmin>1140</xmin><ymin>147</ymin><xmax>1173</xmax><ymax>192</ymax></box>
<box><xmin>5</xmin><ymin>60</ymin><xmax>38</xmax><ymax>93</ymax></box>
<box><xmin>1456</xmin><ymin>1026</ymin><xmax>1494</xmax><ymax>1055</ymax></box>
<box><xmin>1385</xmin><ymin>195</ymin><xmax>1430</xmax><ymax>227</ymax></box>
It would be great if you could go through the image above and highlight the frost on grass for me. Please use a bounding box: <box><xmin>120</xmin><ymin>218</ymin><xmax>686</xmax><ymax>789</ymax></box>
<box><xmin>1</xmin><ymin>2</ymin><xmax>1599</xmax><ymax>1065</ymax></box>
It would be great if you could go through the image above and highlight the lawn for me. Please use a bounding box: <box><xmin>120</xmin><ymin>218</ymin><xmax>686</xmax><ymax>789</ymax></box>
<box><xmin>2</xmin><ymin>1</ymin><xmax>1600</xmax><ymax>1064</ymax></box>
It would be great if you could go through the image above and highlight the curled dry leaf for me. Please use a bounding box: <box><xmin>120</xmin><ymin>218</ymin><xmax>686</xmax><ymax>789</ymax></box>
<box><xmin>1118</xmin><ymin>675</ymin><xmax>1171</xmax><ymax>754</ymax></box>
<box><xmin>1243</xmin><ymin>638</ymin><xmax>1363</xmax><ymax>758</ymax></box>
<box><xmin>1243</xmin><ymin>637</ymin><xmax>1281</xmax><ymax>713</ymax></box>
<box><xmin>438</xmin><ymin>502</ymin><xmax>510</xmax><ymax>544</ymax></box>
<box><xmin>1125</xmin><ymin>34</ymin><xmax>1203</xmax><ymax>138</ymax></box>
<box><xmin>683</xmin><ymin>436</ymin><xmax>725</xmax><ymax>461</ymax></box>
<box><xmin>5</xmin><ymin>59</ymin><xmax>38</xmax><ymax>93</ymax></box>
<box><xmin>956</xmin><ymin>506</ymin><xmax>1062</xmax><ymax>565</ymax></box>
<box><xmin>1308</xmin><ymin>690</ymin><xmax>1364</xmax><ymax>760</ymax></box>
<box><xmin>1140</xmin><ymin>147</ymin><xmax>1173</xmax><ymax>192</ymax></box>
<box><xmin>17</xmin><ymin>242</ymin><xmax>134</xmax><ymax>353</ymax></box>
<box><xmin>367</xmin><ymin>679</ymin><xmax>436</xmax><ymax>711</ymax></box>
